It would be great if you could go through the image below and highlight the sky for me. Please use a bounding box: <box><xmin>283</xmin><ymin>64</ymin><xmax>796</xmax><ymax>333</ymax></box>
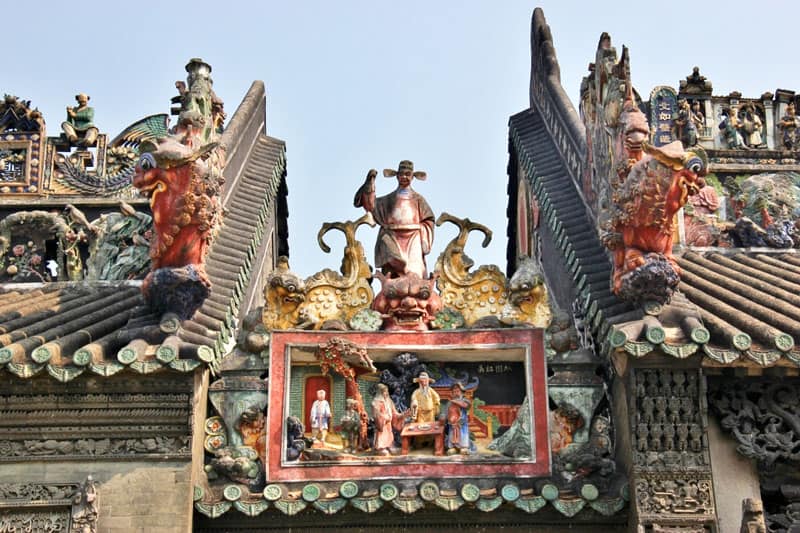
<box><xmin>4</xmin><ymin>1</ymin><xmax>799</xmax><ymax>279</ymax></box>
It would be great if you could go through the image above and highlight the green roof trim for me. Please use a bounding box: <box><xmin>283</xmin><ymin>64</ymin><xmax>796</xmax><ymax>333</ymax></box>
<box><xmin>194</xmin><ymin>478</ymin><xmax>628</xmax><ymax>519</ymax></box>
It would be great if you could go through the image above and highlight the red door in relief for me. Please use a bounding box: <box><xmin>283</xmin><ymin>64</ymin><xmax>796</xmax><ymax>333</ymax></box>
<box><xmin>304</xmin><ymin>375</ymin><xmax>331</xmax><ymax>433</ymax></box>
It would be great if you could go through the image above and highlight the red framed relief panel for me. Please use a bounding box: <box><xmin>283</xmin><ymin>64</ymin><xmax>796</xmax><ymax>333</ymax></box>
<box><xmin>266</xmin><ymin>329</ymin><xmax>550</xmax><ymax>481</ymax></box>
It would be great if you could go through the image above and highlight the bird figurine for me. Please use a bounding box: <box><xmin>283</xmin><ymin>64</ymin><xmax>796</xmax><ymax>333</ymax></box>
<box><xmin>353</xmin><ymin>168</ymin><xmax>377</xmax><ymax>210</ymax></box>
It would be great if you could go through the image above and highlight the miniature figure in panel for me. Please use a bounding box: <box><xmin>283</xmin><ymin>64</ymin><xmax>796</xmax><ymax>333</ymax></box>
<box><xmin>309</xmin><ymin>389</ymin><xmax>332</xmax><ymax>444</ymax></box>
<box><xmin>372</xmin><ymin>383</ymin><xmax>402</xmax><ymax>455</ymax></box>
<box><xmin>410</xmin><ymin>372</ymin><xmax>441</xmax><ymax>424</ymax></box>
<box><xmin>445</xmin><ymin>382</ymin><xmax>473</xmax><ymax>455</ymax></box>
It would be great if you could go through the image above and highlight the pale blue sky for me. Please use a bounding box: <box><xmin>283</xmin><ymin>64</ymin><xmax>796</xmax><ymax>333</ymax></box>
<box><xmin>5</xmin><ymin>1</ymin><xmax>799</xmax><ymax>277</ymax></box>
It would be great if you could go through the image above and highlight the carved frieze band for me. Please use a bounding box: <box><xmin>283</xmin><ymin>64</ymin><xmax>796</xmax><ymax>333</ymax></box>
<box><xmin>0</xmin><ymin>436</ymin><xmax>191</xmax><ymax>459</ymax></box>
<box><xmin>631</xmin><ymin>369</ymin><xmax>709</xmax><ymax>471</ymax></box>
<box><xmin>634</xmin><ymin>473</ymin><xmax>716</xmax><ymax>523</ymax></box>
<box><xmin>0</xmin><ymin>510</ymin><xmax>71</xmax><ymax>533</ymax></box>
<box><xmin>0</xmin><ymin>376</ymin><xmax>193</xmax><ymax>395</ymax></box>
<box><xmin>0</xmin><ymin>387</ymin><xmax>192</xmax><ymax>460</ymax></box>
<box><xmin>0</xmin><ymin>482</ymin><xmax>78</xmax><ymax>533</ymax></box>
<box><xmin>0</xmin><ymin>482</ymin><xmax>78</xmax><ymax>505</ymax></box>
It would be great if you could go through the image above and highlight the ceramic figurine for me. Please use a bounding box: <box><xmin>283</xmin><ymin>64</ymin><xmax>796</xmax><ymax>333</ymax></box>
<box><xmin>779</xmin><ymin>102</ymin><xmax>799</xmax><ymax>150</ymax></box>
<box><xmin>550</xmin><ymin>403</ymin><xmax>585</xmax><ymax>454</ymax></box>
<box><xmin>445</xmin><ymin>383</ymin><xmax>472</xmax><ymax>455</ymax></box>
<box><xmin>340</xmin><ymin>398</ymin><xmax>361</xmax><ymax>453</ymax></box>
<box><xmin>674</xmin><ymin>99</ymin><xmax>698</xmax><ymax>147</ymax></box>
<box><xmin>309</xmin><ymin>389</ymin><xmax>332</xmax><ymax>444</ymax></box>
<box><xmin>410</xmin><ymin>372</ymin><xmax>440</xmax><ymax>424</ymax></box>
<box><xmin>62</xmin><ymin>93</ymin><xmax>99</xmax><ymax>147</ymax></box>
<box><xmin>371</xmin><ymin>383</ymin><xmax>402</xmax><ymax>455</ymax></box>
<box><xmin>285</xmin><ymin>416</ymin><xmax>306</xmax><ymax>461</ymax></box>
<box><xmin>353</xmin><ymin>160</ymin><xmax>434</xmax><ymax>278</ymax></box>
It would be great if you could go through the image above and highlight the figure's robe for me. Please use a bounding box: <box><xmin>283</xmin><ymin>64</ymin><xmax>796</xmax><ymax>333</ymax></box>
<box><xmin>372</xmin><ymin>188</ymin><xmax>434</xmax><ymax>277</ymax></box>
<box><xmin>372</xmin><ymin>395</ymin><xmax>400</xmax><ymax>450</ymax></box>
<box><xmin>411</xmin><ymin>386</ymin><xmax>440</xmax><ymax>424</ymax></box>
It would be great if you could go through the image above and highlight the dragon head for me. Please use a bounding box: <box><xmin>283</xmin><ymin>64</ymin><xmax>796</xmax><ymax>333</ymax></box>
<box><xmin>133</xmin><ymin>137</ymin><xmax>218</xmax><ymax>199</ymax></box>
<box><xmin>262</xmin><ymin>257</ymin><xmax>306</xmax><ymax>330</ymax></box>
<box><xmin>645</xmin><ymin>141</ymin><xmax>708</xmax><ymax>200</ymax></box>
<box><xmin>503</xmin><ymin>257</ymin><xmax>551</xmax><ymax>327</ymax></box>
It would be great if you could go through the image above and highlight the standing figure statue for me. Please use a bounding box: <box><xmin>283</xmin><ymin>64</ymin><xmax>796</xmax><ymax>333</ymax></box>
<box><xmin>674</xmin><ymin>99</ymin><xmax>698</xmax><ymax>147</ymax></box>
<box><xmin>445</xmin><ymin>383</ymin><xmax>473</xmax><ymax>455</ymax></box>
<box><xmin>372</xmin><ymin>383</ymin><xmax>402</xmax><ymax>455</ymax></box>
<box><xmin>739</xmin><ymin>103</ymin><xmax>764</xmax><ymax>148</ymax></box>
<box><xmin>339</xmin><ymin>398</ymin><xmax>361</xmax><ymax>453</ymax></box>
<box><xmin>719</xmin><ymin>110</ymin><xmax>744</xmax><ymax>149</ymax></box>
<box><xmin>70</xmin><ymin>476</ymin><xmax>98</xmax><ymax>533</ymax></box>
<box><xmin>779</xmin><ymin>102</ymin><xmax>800</xmax><ymax>151</ymax></box>
<box><xmin>354</xmin><ymin>160</ymin><xmax>435</xmax><ymax>278</ymax></box>
<box><xmin>62</xmin><ymin>93</ymin><xmax>99</xmax><ymax>148</ymax></box>
<box><xmin>309</xmin><ymin>389</ymin><xmax>331</xmax><ymax>444</ymax></box>
<box><xmin>691</xmin><ymin>101</ymin><xmax>705</xmax><ymax>135</ymax></box>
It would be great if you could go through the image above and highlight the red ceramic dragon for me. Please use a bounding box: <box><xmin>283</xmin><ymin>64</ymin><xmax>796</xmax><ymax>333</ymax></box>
<box><xmin>128</xmin><ymin>59</ymin><xmax>226</xmax><ymax>319</ymax></box>
<box><xmin>133</xmin><ymin>137</ymin><xmax>222</xmax><ymax>284</ymax></box>
<box><xmin>605</xmin><ymin>98</ymin><xmax>707</xmax><ymax>301</ymax></box>
<box><xmin>581</xmin><ymin>36</ymin><xmax>709</xmax><ymax>306</ymax></box>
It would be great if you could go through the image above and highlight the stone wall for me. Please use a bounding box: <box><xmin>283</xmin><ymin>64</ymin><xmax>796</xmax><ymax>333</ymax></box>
<box><xmin>0</xmin><ymin>368</ymin><xmax>198</xmax><ymax>531</ymax></box>
<box><xmin>707</xmin><ymin>418</ymin><xmax>761</xmax><ymax>533</ymax></box>
<box><xmin>0</xmin><ymin>460</ymin><xmax>193</xmax><ymax>533</ymax></box>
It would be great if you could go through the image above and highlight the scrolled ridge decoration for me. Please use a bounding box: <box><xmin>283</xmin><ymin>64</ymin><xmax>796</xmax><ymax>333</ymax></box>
<box><xmin>303</xmin><ymin>213</ymin><xmax>377</xmax><ymax>327</ymax></box>
<box><xmin>434</xmin><ymin>213</ymin><xmax>551</xmax><ymax>328</ymax></box>
<box><xmin>434</xmin><ymin>213</ymin><xmax>507</xmax><ymax>325</ymax></box>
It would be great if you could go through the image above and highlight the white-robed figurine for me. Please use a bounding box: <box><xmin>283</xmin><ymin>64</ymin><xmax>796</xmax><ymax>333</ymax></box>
<box><xmin>309</xmin><ymin>389</ymin><xmax>331</xmax><ymax>443</ymax></box>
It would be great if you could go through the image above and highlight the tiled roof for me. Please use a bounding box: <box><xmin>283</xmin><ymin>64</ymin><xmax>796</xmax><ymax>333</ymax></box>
<box><xmin>508</xmin><ymin>109</ymin><xmax>633</xmax><ymax>334</ymax></box>
<box><xmin>179</xmin><ymin>134</ymin><xmax>286</xmax><ymax>373</ymax></box>
<box><xmin>510</xmin><ymin>108</ymin><xmax>800</xmax><ymax>372</ymax></box>
<box><xmin>0</xmin><ymin>284</ymin><xmax>146</xmax><ymax>381</ymax></box>
<box><xmin>0</xmin><ymin>131</ymin><xmax>286</xmax><ymax>382</ymax></box>
<box><xmin>602</xmin><ymin>251</ymin><xmax>800</xmax><ymax>370</ymax></box>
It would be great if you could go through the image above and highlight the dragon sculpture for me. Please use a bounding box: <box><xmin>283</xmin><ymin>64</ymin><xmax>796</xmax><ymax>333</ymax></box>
<box><xmin>604</xmin><ymin>95</ymin><xmax>707</xmax><ymax>305</ymax></box>
<box><xmin>133</xmin><ymin>137</ymin><xmax>223</xmax><ymax>317</ymax></box>
<box><xmin>583</xmin><ymin>35</ymin><xmax>707</xmax><ymax>306</ymax></box>
<box><xmin>133</xmin><ymin>138</ymin><xmax>220</xmax><ymax>272</ymax></box>
<box><xmin>132</xmin><ymin>58</ymin><xmax>226</xmax><ymax>318</ymax></box>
